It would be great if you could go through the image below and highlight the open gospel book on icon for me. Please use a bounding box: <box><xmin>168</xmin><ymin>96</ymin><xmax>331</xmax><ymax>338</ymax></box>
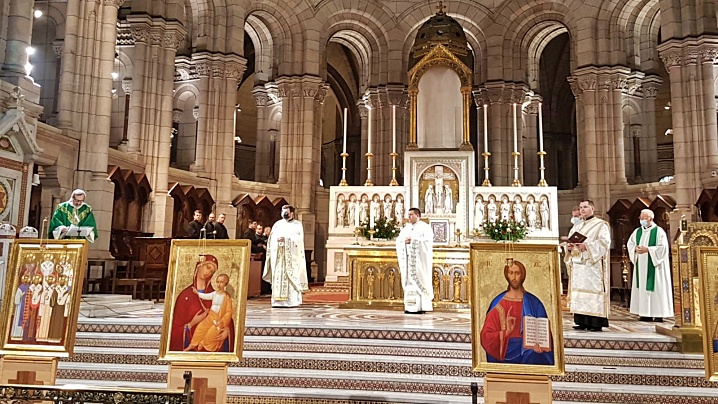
<box><xmin>566</xmin><ymin>231</ymin><xmax>587</xmax><ymax>243</ymax></box>
<box><xmin>61</xmin><ymin>225</ymin><xmax>94</xmax><ymax>239</ymax></box>
<box><xmin>523</xmin><ymin>316</ymin><xmax>551</xmax><ymax>350</ymax></box>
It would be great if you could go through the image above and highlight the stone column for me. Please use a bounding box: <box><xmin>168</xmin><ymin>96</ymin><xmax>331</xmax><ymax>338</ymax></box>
<box><xmin>275</xmin><ymin>75</ymin><xmax>328</xmax><ymax>253</ymax></box>
<box><xmin>658</xmin><ymin>37</ymin><xmax>718</xmax><ymax>225</ymax></box>
<box><xmin>641</xmin><ymin>75</ymin><xmax>661</xmax><ymax>181</ymax></box>
<box><xmin>252</xmin><ymin>86</ymin><xmax>270</xmax><ymax>182</ymax></box>
<box><xmin>50</xmin><ymin>41</ymin><xmax>64</xmax><ymax>116</ymax></box>
<box><xmin>523</xmin><ymin>98</ymin><xmax>539</xmax><ymax>186</ymax></box>
<box><xmin>0</xmin><ymin>0</ymin><xmax>33</xmax><ymax>79</ymax></box>
<box><xmin>357</xmin><ymin>99</ymin><xmax>368</xmax><ymax>185</ymax></box>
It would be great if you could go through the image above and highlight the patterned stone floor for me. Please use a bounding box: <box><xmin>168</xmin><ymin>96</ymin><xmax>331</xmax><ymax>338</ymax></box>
<box><xmin>64</xmin><ymin>297</ymin><xmax>718</xmax><ymax>403</ymax></box>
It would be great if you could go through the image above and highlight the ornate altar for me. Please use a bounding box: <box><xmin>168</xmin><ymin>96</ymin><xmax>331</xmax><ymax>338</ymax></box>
<box><xmin>667</xmin><ymin>221</ymin><xmax>718</xmax><ymax>352</ymax></box>
<box><xmin>343</xmin><ymin>244</ymin><xmax>471</xmax><ymax>310</ymax></box>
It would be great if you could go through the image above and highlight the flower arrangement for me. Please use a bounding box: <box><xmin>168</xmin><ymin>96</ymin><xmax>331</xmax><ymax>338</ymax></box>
<box><xmin>362</xmin><ymin>216</ymin><xmax>401</xmax><ymax>240</ymax></box>
<box><xmin>482</xmin><ymin>219</ymin><xmax>528</xmax><ymax>242</ymax></box>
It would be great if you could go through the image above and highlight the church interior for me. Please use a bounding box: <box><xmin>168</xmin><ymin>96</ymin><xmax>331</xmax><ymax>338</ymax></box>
<box><xmin>0</xmin><ymin>0</ymin><xmax>717</xmax><ymax>402</ymax></box>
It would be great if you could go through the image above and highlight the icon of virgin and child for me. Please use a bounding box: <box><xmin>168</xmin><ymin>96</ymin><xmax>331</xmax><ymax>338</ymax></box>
<box><xmin>480</xmin><ymin>259</ymin><xmax>554</xmax><ymax>365</ymax></box>
<box><xmin>169</xmin><ymin>254</ymin><xmax>235</xmax><ymax>352</ymax></box>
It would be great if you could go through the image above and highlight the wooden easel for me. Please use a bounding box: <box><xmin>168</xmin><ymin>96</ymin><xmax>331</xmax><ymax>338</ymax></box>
<box><xmin>0</xmin><ymin>355</ymin><xmax>58</xmax><ymax>385</ymax></box>
<box><xmin>484</xmin><ymin>373</ymin><xmax>552</xmax><ymax>404</ymax></box>
<box><xmin>168</xmin><ymin>362</ymin><xmax>228</xmax><ymax>404</ymax></box>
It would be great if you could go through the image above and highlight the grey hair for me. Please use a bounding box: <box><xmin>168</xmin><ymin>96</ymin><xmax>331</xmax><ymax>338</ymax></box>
<box><xmin>640</xmin><ymin>209</ymin><xmax>655</xmax><ymax>219</ymax></box>
<box><xmin>70</xmin><ymin>189</ymin><xmax>86</xmax><ymax>200</ymax></box>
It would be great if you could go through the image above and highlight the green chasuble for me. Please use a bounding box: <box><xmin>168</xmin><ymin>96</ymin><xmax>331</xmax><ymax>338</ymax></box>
<box><xmin>48</xmin><ymin>201</ymin><xmax>99</xmax><ymax>242</ymax></box>
<box><xmin>634</xmin><ymin>225</ymin><xmax>658</xmax><ymax>291</ymax></box>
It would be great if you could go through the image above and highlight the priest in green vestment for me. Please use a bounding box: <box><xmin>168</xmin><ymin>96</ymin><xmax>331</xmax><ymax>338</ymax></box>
<box><xmin>48</xmin><ymin>189</ymin><xmax>98</xmax><ymax>243</ymax></box>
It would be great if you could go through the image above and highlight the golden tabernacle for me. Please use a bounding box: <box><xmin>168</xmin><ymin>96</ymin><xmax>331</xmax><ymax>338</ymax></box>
<box><xmin>342</xmin><ymin>244</ymin><xmax>470</xmax><ymax>311</ymax></box>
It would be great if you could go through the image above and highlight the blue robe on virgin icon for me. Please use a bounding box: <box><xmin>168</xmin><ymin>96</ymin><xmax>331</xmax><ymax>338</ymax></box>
<box><xmin>481</xmin><ymin>291</ymin><xmax>555</xmax><ymax>365</ymax></box>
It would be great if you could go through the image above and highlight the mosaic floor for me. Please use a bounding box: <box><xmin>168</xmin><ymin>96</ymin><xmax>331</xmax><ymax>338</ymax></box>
<box><xmin>65</xmin><ymin>296</ymin><xmax>718</xmax><ymax>403</ymax></box>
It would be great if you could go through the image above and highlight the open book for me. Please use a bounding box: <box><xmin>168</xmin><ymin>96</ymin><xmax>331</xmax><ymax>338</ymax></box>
<box><xmin>61</xmin><ymin>225</ymin><xmax>94</xmax><ymax>239</ymax></box>
<box><xmin>523</xmin><ymin>316</ymin><xmax>551</xmax><ymax>350</ymax></box>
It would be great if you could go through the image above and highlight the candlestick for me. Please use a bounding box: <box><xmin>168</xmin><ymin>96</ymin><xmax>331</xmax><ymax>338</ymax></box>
<box><xmin>389</xmin><ymin>152</ymin><xmax>399</xmax><ymax>186</ymax></box>
<box><xmin>392</xmin><ymin>105</ymin><xmax>397</xmax><ymax>153</ymax></box>
<box><xmin>511</xmin><ymin>151</ymin><xmax>522</xmax><ymax>187</ymax></box>
<box><xmin>483</xmin><ymin>104</ymin><xmax>488</xmax><ymax>153</ymax></box>
<box><xmin>537</xmin><ymin>150</ymin><xmax>548</xmax><ymax>186</ymax></box>
<box><xmin>367</xmin><ymin>105</ymin><xmax>372</xmax><ymax>154</ymax></box>
<box><xmin>538</xmin><ymin>102</ymin><xmax>544</xmax><ymax>152</ymax></box>
<box><xmin>513</xmin><ymin>103</ymin><xmax>518</xmax><ymax>153</ymax></box>
<box><xmin>343</xmin><ymin>107</ymin><xmax>348</xmax><ymax>154</ymax></box>
<box><xmin>481</xmin><ymin>152</ymin><xmax>492</xmax><ymax>186</ymax></box>
<box><xmin>339</xmin><ymin>151</ymin><xmax>348</xmax><ymax>186</ymax></box>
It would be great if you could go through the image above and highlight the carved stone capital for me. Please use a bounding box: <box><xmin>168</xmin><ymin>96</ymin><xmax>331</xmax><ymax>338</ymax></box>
<box><xmin>192</xmin><ymin>106</ymin><xmax>200</xmax><ymax>120</ymax></box>
<box><xmin>163</xmin><ymin>31</ymin><xmax>184</xmax><ymax>50</ymax></box>
<box><xmin>172</xmin><ymin>109</ymin><xmax>182</xmax><ymax>123</ymax></box>
<box><xmin>53</xmin><ymin>41</ymin><xmax>63</xmax><ymax>58</ymax></box>
<box><xmin>121</xmin><ymin>80</ymin><xmax>132</xmax><ymax>94</ymax></box>
<box><xmin>659</xmin><ymin>48</ymin><xmax>682</xmax><ymax>70</ymax></box>
<box><xmin>357</xmin><ymin>101</ymin><xmax>369</xmax><ymax>119</ymax></box>
<box><xmin>252</xmin><ymin>88</ymin><xmax>269</xmax><ymax>107</ymax></box>
<box><xmin>130</xmin><ymin>26</ymin><xmax>150</xmax><ymax>44</ymax></box>
<box><xmin>700</xmin><ymin>46</ymin><xmax>718</xmax><ymax>63</ymax></box>
<box><xmin>149</xmin><ymin>27</ymin><xmax>163</xmax><ymax>46</ymax></box>
<box><xmin>105</xmin><ymin>0</ymin><xmax>126</xmax><ymax>8</ymax></box>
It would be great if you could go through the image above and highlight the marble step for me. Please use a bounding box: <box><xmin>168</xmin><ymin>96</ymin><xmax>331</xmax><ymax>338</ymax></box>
<box><xmin>79</xmin><ymin>300</ymin><xmax>155</xmax><ymax>318</ymax></box>
<box><xmin>81</xmin><ymin>294</ymin><xmax>134</xmax><ymax>304</ymax></box>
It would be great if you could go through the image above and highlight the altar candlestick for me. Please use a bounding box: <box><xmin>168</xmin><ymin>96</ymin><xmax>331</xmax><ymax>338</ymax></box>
<box><xmin>392</xmin><ymin>105</ymin><xmax>397</xmax><ymax>153</ymax></box>
<box><xmin>367</xmin><ymin>105</ymin><xmax>372</xmax><ymax>154</ymax></box>
<box><xmin>513</xmin><ymin>103</ymin><xmax>518</xmax><ymax>153</ymax></box>
<box><xmin>483</xmin><ymin>104</ymin><xmax>488</xmax><ymax>153</ymax></box>
<box><xmin>342</xmin><ymin>107</ymin><xmax>348</xmax><ymax>154</ymax></box>
<box><xmin>538</xmin><ymin>102</ymin><xmax>544</xmax><ymax>152</ymax></box>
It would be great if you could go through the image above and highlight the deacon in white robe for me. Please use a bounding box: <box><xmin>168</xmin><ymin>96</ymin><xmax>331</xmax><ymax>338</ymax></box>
<box><xmin>263</xmin><ymin>205</ymin><xmax>309</xmax><ymax>307</ymax></box>
<box><xmin>565</xmin><ymin>200</ymin><xmax>611</xmax><ymax>331</ymax></box>
<box><xmin>627</xmin><ymin>209</ymin><xmax>674</xmax><ymax>321</ymax></box>
<box><xmin>396</xmin><ymin>208</ymin><xmax>434</xmax><ymax>313</ymax></box>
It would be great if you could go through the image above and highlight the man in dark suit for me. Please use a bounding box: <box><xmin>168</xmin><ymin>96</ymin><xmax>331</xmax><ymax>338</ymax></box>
<box><xmin>186</xmin><ymin>210</ymin><xmax>205</xmax><ymax>239</ymax></box>
<box><xmin>214</xmin><ymin>213</ymin><xmax>229</xmax><ymax>239</ymax></box>
<box><xmin>242</xmin><ymin>220</ymin><xmax>258</xmax><ymax>241</ymax></box>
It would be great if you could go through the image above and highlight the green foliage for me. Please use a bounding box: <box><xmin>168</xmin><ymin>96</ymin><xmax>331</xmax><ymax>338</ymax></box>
<box><xmin>362</xmin><ymin>216</ymin><xmax>401</xmax><ymax>240</ymax></box>
<box><xmin>482</xmin><ymin>219</ymin><xmax>528</xmax><ymax>242</ymax></box>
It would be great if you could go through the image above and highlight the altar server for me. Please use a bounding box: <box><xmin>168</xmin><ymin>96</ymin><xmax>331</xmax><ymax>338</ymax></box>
<box><xmin>396</xmin><ymin>208</ymin><xmax>434</xmax><ymax>314</ymax></box>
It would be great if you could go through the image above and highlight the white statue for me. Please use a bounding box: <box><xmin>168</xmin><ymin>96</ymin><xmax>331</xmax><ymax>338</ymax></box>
<box><xmin>512</xmin><ymin>197</ymin><xmax>524</xmax><ymax>223</ymax></box>
<box><xmin>336</xmin><ymin>196</ymin><xmax>346</xmax><ymax>227</ymax></box>
<box><xmin>347</xmin><ymin>194</ymin><xmax>357</xmax><ymax>226</ymax></box>
<box><xmin>370</xmin><ymin>195</ymin><xmax>382</xmax><ymax>222</ymax></box>
<box><xmin>474</xmin><ymin>196</ymin><xmax>485</xmax><ymax>228</ymax></box>
<box><xmin>487</xmin><ymin>196</ymin><xmax>498</xmax><ymax>223</ymax></box>
<box><xmin>424</xmin><ymin>185</ymin><xmax>436</xmax><ymax>214</ymax></box>
<box><xmin>444</xmin><ymin>185</ymin><xmax>454</xmax><ymax>214</ymax></box>
<box><xmin>394</xmin><ymin>196</ymin><xmax>405</xmax><ymax>220</ymax></box>
<box><xmin>359</xmin><ymin>195</ymin><xmax>370</xmax><ymax>224</ymax></box>
<box><xmin>383</xmin><ymin>195</ymin><xmax>394</xmax><ymax>220</ymax></box>
<box><xmin>526</xmin><ymin>195</ymin><xmax>538</xmax><ymax>228</ymax></box>
<box><xmin>500</xmin><ymin>196</ymin><xmax>511</xmax><ymax>222</ymax></box>
<box><xmin>540</xmin><ymin>197</ymin><xmax>550</xmax><ymax>229</ymax></box>
<box><xmin>435</xmin><ymin>184</ymin><xmax>444</xmax><ymax>214</ymax></box>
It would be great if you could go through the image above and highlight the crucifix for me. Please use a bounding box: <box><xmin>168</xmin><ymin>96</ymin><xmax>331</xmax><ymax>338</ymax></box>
<box><xmin>436</xmin><ymin>1</ymin><xmax>446</xmax><ymax>14</ymax></box>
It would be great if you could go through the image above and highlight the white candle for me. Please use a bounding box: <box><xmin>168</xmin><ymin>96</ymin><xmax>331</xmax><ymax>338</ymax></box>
<box><xmin>342</xmin><ymin>107</ymin><xmax>348</xmax><ymax>154</ymax></box>
<box><xmin>392</xmin><ymin>105</ymin><xmax>397</xmax><ymax>153</ymax></box>
<box><xmin>483</xmin><ymin>104</ymin><xmax>488</xmax><ymax>153</ymax></box>
<box><xmin>538</xmin><ymin>102</ymin><xmax>544</xmax><ymax>152</ymax></box>
<box><xmin>367</xmin><ymin>105</ymin><xmax>372</xmax><ymax>154</ymax></box>
<box><xmin>513</xmin><ymin>103</ymin><xmax>518</xmax><ymax>153</ymax></box>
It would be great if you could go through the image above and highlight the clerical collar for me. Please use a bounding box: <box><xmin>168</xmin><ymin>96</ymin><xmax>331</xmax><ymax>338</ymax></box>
<box><xmin>584</xmin><ymin>215</ymin><xmax>595</xmax><ymax>221</ymax></box>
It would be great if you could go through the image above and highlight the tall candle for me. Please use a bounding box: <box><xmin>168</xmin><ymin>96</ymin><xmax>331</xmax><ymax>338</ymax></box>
<box><xmin>538</xmin><ymin>102</ymin><xmax>544</xmax><ymax>152</ymax></box>
<box><xmin>513</xmin><ymin>103</ymin><xmax>518</xmax><ymax>153</ymax></box>
<box><xmin>483</xmin><ymin>104</ymin><xmax>488</xmax><ymax>153</ymax></box>
<box><xmin>342</xmin><ymin>107</ymin><xmax>348</xmax><ymax>154</ymax></box>
<box><xmin>367</xmin><ymin>105</ymin><xmax>372</xmax><ymax>154</ymax></box>
<box><xmin>392</xmin><ymin>105</ymin><xmax>397</xmax><ymax>153</ymax></box>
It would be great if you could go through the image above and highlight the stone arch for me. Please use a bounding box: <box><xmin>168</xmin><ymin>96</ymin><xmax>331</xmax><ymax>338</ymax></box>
<box><xmin>245</xmin><ymin>14</ymin><xmax>275</xmax><ymax>82</ymax></box>
<box><xmin>523</xmin><ymin>21</ymin><xmax>570</xmax><ymax>91</ymax></box>
<box><xmin>244</xmin><ymin>0</ymin><xmax>310</xmax><ymax>76</ymax></box>
<box><xmin>399</xmin><ymin>2</ymin><xmax>488</xmax><ymax>85</ymax></box>
<box><xmin>316</xmin><ymin>3</ymin><xmax>393</xmax><ymax>88</ymax></box>
<box><xmin>498</xmin><ymin>2</ymin><xmax>579</xmax><ymax>82</ymax></box>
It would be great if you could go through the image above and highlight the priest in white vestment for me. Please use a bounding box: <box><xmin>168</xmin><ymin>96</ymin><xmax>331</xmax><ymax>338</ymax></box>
<box><xmin>565</xmin><ymin>200</ymin><xmax>611</xmax><ymax>331</ymax></box>
<box><xmin>396</xmin><ymin>208</ymin><xmax>434</xmax><ymax>314</ymax></box>
<box><xmin>263</xmin><ymin>205</ymin><xmax>309</xmax><ymax>307</ymax></box>
<box><xmin>627</xmin><ymin>209</ymin><xmax>674</xmax><ymax>322</ymax></box>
